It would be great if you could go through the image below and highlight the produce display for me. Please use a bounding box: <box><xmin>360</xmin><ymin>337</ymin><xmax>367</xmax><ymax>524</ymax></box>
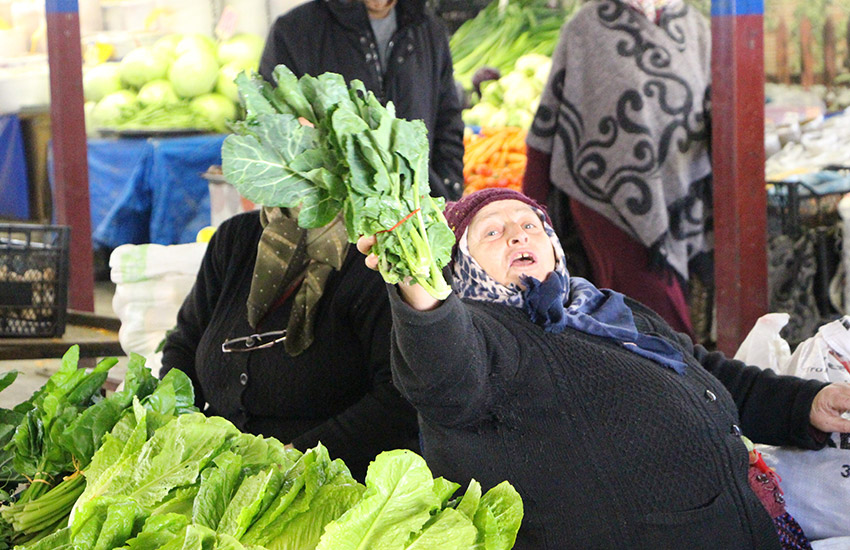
<box><xmin>462</xmin><ymin>53</ymin><xmax>551</xmax><ymax>130</ymax></box>
<box><xmin>462</xmin><ymin>127</ymin><xmax>527</xmax><ymax>195</ymax></box>
<box><xmin>0</xmin><ymin>346</ymin><xmax>196</xmax><ymax>547</ymax></box>
<box><xmin>0</xmin><ymin>348</ymin><xmax>524</xmax><ymax>550</ymax></box>
<box><xmin>82</xmin><ymin>32</ymin><xmax>265</xmax><ymax>133</ymax></box>
<box><xmin>449</xmin><ymin>0</ymin><xmax>575</xmax><ymax>91</ymax></box>
<box><xmin>221</xmin><ymin>66</ymin><xmax>456</xmax><ymax>300</ymax></box>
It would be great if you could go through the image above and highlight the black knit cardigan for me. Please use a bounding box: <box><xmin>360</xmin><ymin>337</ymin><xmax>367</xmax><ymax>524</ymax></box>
<box><xmin>161</xmin><ymin>211</ymin><xmax>420</xmax><ymax>480</ymax></box>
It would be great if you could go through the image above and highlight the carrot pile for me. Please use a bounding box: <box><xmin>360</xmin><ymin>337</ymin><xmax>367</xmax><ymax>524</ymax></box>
<box><xmin>462</xmin><ymin>126</ymin><xmax>527</xmax><ymax>195</ymax></box>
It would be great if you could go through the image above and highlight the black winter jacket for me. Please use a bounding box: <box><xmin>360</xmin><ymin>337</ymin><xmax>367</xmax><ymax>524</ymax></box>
<box><xmin>259</xmin><ymin>0</ymin><xmax>465</xmax><ymax>200</ymax></box>
<box><xmin>160</xmin><ymin>211</ymin><xmax>420</xmax><ymax>480</ymax></box>
<box><xmin>388</xmin><ymin>289</ymin><xmax>829</xmax><ymax>549</ymax></box>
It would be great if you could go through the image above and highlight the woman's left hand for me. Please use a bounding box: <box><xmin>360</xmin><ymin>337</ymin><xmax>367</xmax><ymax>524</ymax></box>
<box><xmin>810</xmin><ymin>382</ymin><xmax>850</xmax><ymax>433</ymax></box>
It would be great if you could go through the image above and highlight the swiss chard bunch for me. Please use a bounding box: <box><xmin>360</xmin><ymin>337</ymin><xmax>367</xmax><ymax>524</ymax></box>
<box><xmin>222</xmin><ymin>66</ymin><xmax>455</xmax><ymax>299</ymax></box>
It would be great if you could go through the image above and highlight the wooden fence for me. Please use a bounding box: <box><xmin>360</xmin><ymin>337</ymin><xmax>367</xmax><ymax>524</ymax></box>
<box><xmin>766</xmin><ymin>15</ymin><xmax>850</xmax><ymax>87</ymax></box>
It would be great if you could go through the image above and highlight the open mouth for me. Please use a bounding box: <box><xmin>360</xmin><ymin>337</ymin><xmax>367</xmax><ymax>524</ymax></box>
<box><xmin>510</xmin><ymin>251</ymin><xmax>537</xmax><ymax>268</ymax></box>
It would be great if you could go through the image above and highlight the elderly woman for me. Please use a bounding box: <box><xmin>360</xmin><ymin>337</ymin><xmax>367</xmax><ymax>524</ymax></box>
<box><xmin>357</xmin><ymin>188</ymin><xmax>850</xmax><ymax>549</ymax></box>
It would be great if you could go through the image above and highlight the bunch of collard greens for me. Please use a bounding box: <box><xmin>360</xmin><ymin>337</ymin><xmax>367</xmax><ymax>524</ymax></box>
<box><xmin>0</xmin><ymin>346</ymin><xmax>196</xmax><ymax>547</ymax></box>
<box><xmin>20</xmin><ymin>411</ymin><xmax>522</xmax><ymax>550</ymax></box>
<box><xmin>221</xmin><ymin>65</ymin><xmax>455</xmax><ymax>299</ymax></box>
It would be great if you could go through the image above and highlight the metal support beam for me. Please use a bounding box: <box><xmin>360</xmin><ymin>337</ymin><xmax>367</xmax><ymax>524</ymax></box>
<box><xmin>711</xmin><ymin>0</ymin><xmax>768</xmax><ymax>355</ymax></box>
<box><xmin>46</xmin><ymin>0</ymin><xmax>94</xmax><ymax>312</ymax></box>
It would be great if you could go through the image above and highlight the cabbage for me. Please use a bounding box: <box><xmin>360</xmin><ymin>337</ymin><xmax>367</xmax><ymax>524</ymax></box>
<box><xmin>84</xmin><ymin>100</ymin><xmax>97</xmax><ymax>135</ymax></box>
<box><xmin>83</xmin><ymin>62</ymin><xmax>123</xmax><ymax>102</ymax></box>
<box><xmin>216</xmin><ymin>33</ymin><xmax>264</xmax><ymax>69</ymax></box>
<box><xmin>91</xmin><ymin>90</ymin><xmax>138</xmax><ymax>128</ymax></box>
<box><xmin>480</xmin><ymin>80</ymin><xmax>504</xmax><ymax>105</ymax></box>
<box><xmin>189</xmin><ymin>93</ymin><xmax>236</xmax><ymax>132</ymax></box>
<box><xmin>216</xmin><ymin>62</ymin><xmax>245</xmax><ymax>103</ymax></box>
<box><xmin>515</xmin><ymin>54</ymin><xmax>550</xmax><ymax>77</ymax></box>
<box><xmin>462</xmin><ymin>102</ymin><xmax>498</xmax><ymax>127</ymax></box>
<box><xmin>152</xmin><ymin>33</ymin><xmax>183</xmax><ymax>61</ymax></box>
<box><xmin>137</xmin><ymin>79</ymin><xmax>180</xmax><ymax>107</ymax></box>
<box><xmin>169</xmin><ymin>49</ymin><xmax>219</xmax><ymax>98</ymax></box>
<box><xmin>175</xmin><ymin>33</ymin><xmax>217</xmax><ymax>57</ymax></box>
<box><xmin>506</xmin><ymin>109</ymin><xmax>534</xmax><ymax>129</ymax></box>
<box><xmin>119</xmin><ymin>46</ymin><xmax>170</xmax><ymax>89</ymax></box>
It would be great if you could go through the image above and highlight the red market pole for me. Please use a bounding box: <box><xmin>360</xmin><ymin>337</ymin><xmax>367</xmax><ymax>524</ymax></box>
<box><xmin>711</xmin><ymin>0</ymin><xmax>767</xmax><ymax>355</ymax></box>
<box><xmin>46</xmin><ymin>0</ymin><xmax>94</xmax><ymax>312</ymax></box>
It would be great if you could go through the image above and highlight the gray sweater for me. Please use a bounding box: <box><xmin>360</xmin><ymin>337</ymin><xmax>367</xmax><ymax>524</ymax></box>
<box><xmin>388</xmin><ymin>290</ymin><xmax>826</xmax><ymax>549</ymax></box>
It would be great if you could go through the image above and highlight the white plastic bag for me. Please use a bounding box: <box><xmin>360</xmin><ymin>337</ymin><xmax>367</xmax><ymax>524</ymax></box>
<box><xmin>734</xmin><ymin>312</ymin><xmax>792</xmax><ymax>371</ymax></box>
<box><xmin>758</xmin><ymin>444</ymin><xmax>850</xmax><ymax>541</ymax></box>
<box><xmin>741</xmin><ymin>315</ymin><xmax>850</xmax><ymax>542</ymax></box>
<box><xmin>782</xmin><ymin>316</ymin><xmax>850</xmax><ymax>384</ymax></box>
<box><xmin>109</xmin><ymin>242</ymin><xmax>206</xmax><ymax>377</ymax></box>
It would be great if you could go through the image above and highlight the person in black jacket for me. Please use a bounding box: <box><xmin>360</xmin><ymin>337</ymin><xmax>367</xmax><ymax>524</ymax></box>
<box><xmin>259</xmin><ymin>0</ymin><xmax>465</xmax><ymax>200</ymax></box>
<box><xmin>160</xmin><ymin>209</ymin><xmax>420</xmax><ymax>481</ymax></box>
<box><xmin>356</xmin><ymin>187</ymin><xmax>850</xmax><ymax>549</ymax></box>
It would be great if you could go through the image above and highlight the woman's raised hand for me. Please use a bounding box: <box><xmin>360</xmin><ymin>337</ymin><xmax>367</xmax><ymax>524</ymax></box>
<box><xmin>356</xmin><ymin>235</ymin><xmax>442</xmax><ymax>311</ymax></box>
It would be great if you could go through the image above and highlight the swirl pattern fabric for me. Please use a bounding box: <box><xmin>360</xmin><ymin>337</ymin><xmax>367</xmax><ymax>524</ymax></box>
<box><xmin>526</xmin><ymin>0</ymin><xmax>712</xmax><ymax>280</ymax></box>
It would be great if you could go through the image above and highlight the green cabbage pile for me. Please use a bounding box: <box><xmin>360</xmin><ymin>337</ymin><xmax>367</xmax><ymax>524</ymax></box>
<box><xmin>83</xmin><ymin>33</ymin><xmax>264</xmax><ymax>133</ymax></box>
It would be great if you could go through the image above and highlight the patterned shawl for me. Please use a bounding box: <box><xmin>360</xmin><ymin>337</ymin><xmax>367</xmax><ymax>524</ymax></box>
<box><xmin>526</xmin><ymin>0</ymin><xmax>712</xmax><ymax>280</ymax></box>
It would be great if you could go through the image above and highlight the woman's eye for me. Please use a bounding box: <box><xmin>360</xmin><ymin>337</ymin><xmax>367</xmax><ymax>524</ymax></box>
<box><xmin>523</xmin><ymin>223</ymin><xmax>536</xmax><ymax>230</ymax></box>
<box><xmin>485</xmin><ymin>230</ymin><xmax>499</xmax><ymax>237</ymax></box>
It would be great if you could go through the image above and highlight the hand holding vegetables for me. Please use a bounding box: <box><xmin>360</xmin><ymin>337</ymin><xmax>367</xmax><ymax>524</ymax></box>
<box><xmin>357</xmin><ymin>235</ymin><xmax>442</xmax><ymax>312</ymax></box>
<box><xmin>222</xmin><ymin>65</ymin><xmax>456</xmax><ymax>299</ymax></box>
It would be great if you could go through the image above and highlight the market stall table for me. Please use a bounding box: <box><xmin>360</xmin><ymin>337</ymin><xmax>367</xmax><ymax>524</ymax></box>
<box><xmin>48</xmin><ymin>132</ymin><xmax>226</xmax><ymax>248</ymax></box>
<box><xmin>0</xmin><ymin>310</ymin><xmax>123</xmax><ymax>361</ymax></box>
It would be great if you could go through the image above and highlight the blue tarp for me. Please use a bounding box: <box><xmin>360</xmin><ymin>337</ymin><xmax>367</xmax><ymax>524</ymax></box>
<box><xmin>0</xmin><ymin>114</ymin><xmax>30</xmax><ymax>220</ymax></box>
<box><xmin>85</xmin><ymin>133</ymin><xmax>226</xmax><ymax>248</ymax></box>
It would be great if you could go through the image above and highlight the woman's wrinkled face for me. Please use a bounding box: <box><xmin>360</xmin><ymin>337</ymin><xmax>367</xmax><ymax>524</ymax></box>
<box><xmin>466</xmin><ymin>200</ymin><xmax>556</xmax><ymax>289</ymax></box>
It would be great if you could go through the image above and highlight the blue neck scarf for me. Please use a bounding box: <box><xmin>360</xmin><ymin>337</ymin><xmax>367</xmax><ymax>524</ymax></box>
<box><xmin>452</xmin><ymin>209</ymin><xmax>688</xmax><ymax>374</ymax></box>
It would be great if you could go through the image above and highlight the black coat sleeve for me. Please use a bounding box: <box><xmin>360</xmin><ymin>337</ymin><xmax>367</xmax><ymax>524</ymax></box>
<box><xmin>630</xmin><ymin>299</ymin><xmax>829</xmax><ymax>450</ymax></box>
<box><xmin>693</xmin><ymin>344</ymin><xmax>828</xmax><ymax>450</ymax></box>
<box><xmin>427</xmin><ymin>22</ymin><xmax>465</xmax><ymax>201</ymax></box>
<box><xmin>387</xmin><ymin>290</ymin><xmax>521</xmax><ymax>428</ymax></box>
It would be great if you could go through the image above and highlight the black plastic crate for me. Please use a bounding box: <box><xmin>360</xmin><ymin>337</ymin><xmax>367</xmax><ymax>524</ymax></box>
<box><xmin>0</xmin><ymin>224</ymin><xmax>70</xmax><ymax>338</ymax></box>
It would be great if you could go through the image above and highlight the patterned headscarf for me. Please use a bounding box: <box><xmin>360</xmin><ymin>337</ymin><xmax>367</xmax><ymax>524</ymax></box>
<box><xmin>448</xmin><ymin>195</ymin><xmax>688</xmax><ymax>374</ymax></box>
<box><xmin>247</xmin><ymin>206</ymin><xmax>349</xmax><ymax>356</ymax></box>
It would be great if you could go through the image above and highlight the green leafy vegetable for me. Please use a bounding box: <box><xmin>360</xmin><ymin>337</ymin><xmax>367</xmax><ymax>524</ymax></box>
<box><xmin>2</xmin><ymin>350</ymin><xmax>523</xmax><ymax>550</ymax></box>
<box><xmin>315</xmin><ymin>449</ymin><xmax>441</xmax><ymax>550</ymax></box>
<box><xmin>222</xmin><ymin>66</ymin><xmax>455</xmax><ymax>299</ymax></box>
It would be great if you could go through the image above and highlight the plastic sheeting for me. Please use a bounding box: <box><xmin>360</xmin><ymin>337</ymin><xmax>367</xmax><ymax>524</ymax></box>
<box><xmin>0</xmin><ymin>114</ymin><xmax>30</xmax><ymax>220</ymax></box>
<box><xmin>85</xmin><ymin>133</ymin><xmax>226</xmax><ymax>248</ymax></box>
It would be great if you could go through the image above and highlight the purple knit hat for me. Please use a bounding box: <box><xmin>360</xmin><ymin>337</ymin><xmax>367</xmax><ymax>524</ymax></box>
<box><xmin>444</xmin><ymin>188</ymin><xmax>551</xmax><ymax>245</ymax></box>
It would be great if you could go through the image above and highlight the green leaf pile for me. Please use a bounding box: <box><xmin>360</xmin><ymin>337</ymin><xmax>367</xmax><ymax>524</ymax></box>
<box><xmin>1</xmin><ymin>347</ymin><xmax>524</xmax><ymax>549</ymax></box>
<box><xmin>0</xmin><ymin>346</ymin><xmax>197</xmax><ymax>547</ymax></box>
<box><xmin>221</xmin><ymin>65</ymin><xmax>456</xmax><ymax>299</ymax></box>
<box><xmin>16</xmin><ymin>417</ymin><xmax>522</xmax><ymax>550</ymax></box>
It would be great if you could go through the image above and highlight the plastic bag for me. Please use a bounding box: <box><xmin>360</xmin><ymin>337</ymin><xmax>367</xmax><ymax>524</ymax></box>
<box><xmin>782</xmin><ymin>316</ymin><xmax>850</xmax><ymax>384</ymax></box>
<box><xmin>110</xmin><ymin>242</ymin><xmax>206</xmax><ymax>377</ymax></box>
<box><xmin>738</xmin><ymin>315</ymin><xmax>850</xmax><ymax>542</ymax></box>
<box><xmin>734</xmin><ymin>312</ymin><xmax>792</xmax><ymax>372</ymax></box>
